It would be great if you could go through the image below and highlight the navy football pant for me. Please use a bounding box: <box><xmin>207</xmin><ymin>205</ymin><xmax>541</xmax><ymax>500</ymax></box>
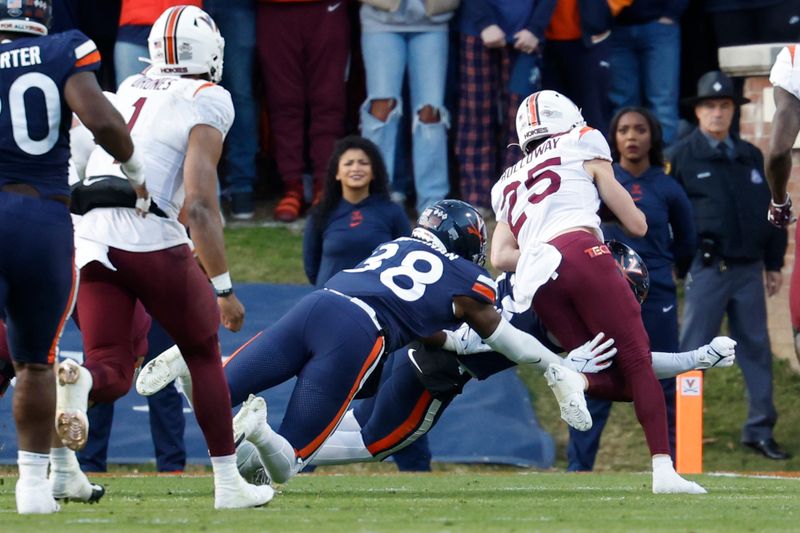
<box><xmin>224</xmin><ymin>290</ymin><xmax>385</xmax><ymax>462</ymax></box>
<box><xmin>0</xmin><ymin>193</ymin><xmax>75</xmax><ymax>364</ymax></box>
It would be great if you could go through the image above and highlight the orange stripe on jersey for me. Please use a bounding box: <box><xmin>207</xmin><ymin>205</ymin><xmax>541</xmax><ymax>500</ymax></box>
<box><xmin>48</xmin><ymin>261</ymin><xmax>78</xmax><ymax>364</ymax></box>
<box><xmin>789</xmin><ymin>45</ymin><xmax>796</xmax><ymax>66</ymax></box>
<box><xmin>472</xmin><ymin>282</ymin><xmax>496</xmax><ymax>302</ymax></box>
<box><xmin>222</xmin><ymin>331</ymin><xmax>264</xmax><ymax>368</ymax></box>
<box><xmin>366</xmin><ymin>390</ymin><xmax>434</xmax><ymax>455</ymax></box>
<box><xmin>74</xmin><ymin>50</ymin><xmax>101</xmax><ymax>68</ymax></box>
<box><xmin>296</xmin><ymin>335</ymin><xmax>385</xmax><ymax>460</ymax></box>
<box><xmin>578</xmin><ymin>126</ymin><xmax>594</xmax><ymax>138</ymax></box>
<box><xmin>193</xmin><ymin>82</ymin><xmax>216</xmax><ymax>97</ymax></box>
<box><xmin>164</xmin><ymin>6</ymin><xmax>186</xmax><ymax>65</ymax></box>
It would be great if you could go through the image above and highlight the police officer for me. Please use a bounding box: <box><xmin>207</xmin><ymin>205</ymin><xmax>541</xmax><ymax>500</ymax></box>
<box><xmin>667</xmin><ymin>71</ymin><xmax>789</xmax><ymax>460</ymax></box>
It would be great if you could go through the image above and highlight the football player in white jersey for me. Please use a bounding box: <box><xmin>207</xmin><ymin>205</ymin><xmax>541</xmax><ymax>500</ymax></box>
<box><xmin>54</xmin><ymin>6</ymin><xmax>273</xmax><ymax>509</ymax></box>
<box><xmin>489</xmin><ymin>90</ymin><xmax>705</xmax><ymax>494</ymax></box>
<box><xmin>765</xmin><ymin>44</ymin><xmax>800</xmax><ymax>360</ymax></box>
<box><xmin>766</xmin><ymin>44</ymin><xmax>800</xmax><ymax>227</ymax></box>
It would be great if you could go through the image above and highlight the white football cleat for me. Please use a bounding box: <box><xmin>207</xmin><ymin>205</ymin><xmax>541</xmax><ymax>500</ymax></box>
<box><xmin>55</xmin><ymin>359</ymin><xmax>92</xmax><ymax>451</ymax></box>
<box><xmin>214</xmin><ymin>475</ymin><xmax>275</xmax><ymax>509</ymax></box>
<box><xmin>233</xmin><ymin>394</ymin><xmax>269</xmax><ymax>444</ymax></box>
<box><xmin>545</xmin><ymin>363</ymin><xmax>592</xmax><ymax>431</ymax></box>
<box><xmin>136</xmin><ymin>345</ymin><xmax>189</xmax><ymax>396</ymax></box>
<box><xmin>236</xmin><ymin>439</ymin><xmax>270</xmax><ymax>486</ymax></box>
<box><xmin>695</xmin><ymin>336</ymin><xmax>737</xmax><ymax>369</ymax></box>
<box><xmin>50</xmin><ymin>465</ymin><xmax>105</xmax><ymax>503</ymax></box>
<box><xmin>652</xmin><ymin>471</ymin><xmax>707</xmax><ymax>494</ymax></box>
<box><xmin>16</xmin><ymin>478</ymin><xmax>60</xmax><ymax>514</ymax></box>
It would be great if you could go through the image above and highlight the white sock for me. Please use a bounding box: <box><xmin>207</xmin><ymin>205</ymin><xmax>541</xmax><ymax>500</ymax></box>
<box><xmin>311</xmin><ymin>429</ymin><xmax>373</xmax><ymax>465</ymax></box>
<box><xmin>652</xmin><ymin>454</ymin><xmax>674</xmax><ymax>473</ymax></box>
<box><xmin>210</xmin><ymin>454</ymin><xmax>240</xmax><ymax>486</ymax></box>
<box><xmin>248</xmin><ymin>423</ymin><xmax>300</xmax><ymax>484</ymax></box>
<box><xmin>18</xmin><ymin>451</ymin><xmax>49</xmax><ymax>482</ymax></box>
<box><xmin>651</xmin><ymin>350</ymin><xmax>697</xmax><ymax>379</ymax></box>
<box><xmin>50</xmin><ymin>447</ymin><xmax>79</xmax><ymax>471</ymax></box>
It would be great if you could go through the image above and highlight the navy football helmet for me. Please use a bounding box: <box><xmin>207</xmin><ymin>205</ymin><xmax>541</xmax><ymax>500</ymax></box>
<box><xmin>413</xmin><ymin>199</ymin><xmax>488</xmax><ymax>267</ymax></box>
<box><xmin>0</xmin><ymin>0</ymin><xmax>51</xmax><ymax>36</ymax></box>
<box><xmin>606</xmin><ymin>240</ymin><xmax>649</xmax><ymax>304</ymax></box>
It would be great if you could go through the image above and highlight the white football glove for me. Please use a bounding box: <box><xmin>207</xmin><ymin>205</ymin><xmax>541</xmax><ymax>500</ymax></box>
<box><xmin>564</xmin><ymin>332</ymin><xmax>617</xmax><ymax>373</ymax></box>
<box><xmin>442</xmin><ymin>323</ymin><xmax>493</xmax><ymax>355</ymax></box>
<box><xmin>695</xmin><ymin>336</ymin><xmax>736</xmax><ymax>369</ymax></box>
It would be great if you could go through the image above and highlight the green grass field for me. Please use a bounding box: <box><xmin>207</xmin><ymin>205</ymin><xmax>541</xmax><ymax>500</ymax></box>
<box><xmin>2</xmin><ymin>472</ymin><xmax>798</xmax><ymax>531</ymax></box>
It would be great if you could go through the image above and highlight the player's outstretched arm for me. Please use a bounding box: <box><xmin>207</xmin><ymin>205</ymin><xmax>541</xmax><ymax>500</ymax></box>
<box><xmin>454</xmin><ymin>295</ymin><xmax>563</xmax><ymax>369</ymax></box>
<box><xmin>588</xmin><ymin>158</ymin><xmax>647</xmax><ymax>237</ymax></box>
<box><xmin>490</xmin><ymin>222</ymin><xmax>521</xmax><ymax>272</ymax></box>
<box><xmin>651</xmin><ymin>336</ymin><xmax>737</xmax><ymax>379</ymax></box>
<box><xmin>766</xmin><ymin>86</ymin><xmax>800</xmax><ymax>225</ymax></box>
<box><xmin>184</xmin><ymin>124</ymin><xmax>244</xmax><ymax>332</ymax></box>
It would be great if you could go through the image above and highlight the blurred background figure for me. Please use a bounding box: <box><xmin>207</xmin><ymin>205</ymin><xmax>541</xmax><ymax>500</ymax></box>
<box><xmin>608</xmin><ymin>0</ymin><xmax>686</xmax><ymax>145</ymax></box>
<box><xmin>567</xmin><ymin>106</ymin><xmax>696</xmax><ymax>470</ymax></box>
<box><xmin>358</xmin><ymin>0</ymin><xmax>457</xmax><ymax>216</ymax></box>
<box><xmin>667</xmin><ymin>71</ymin><xmax>790</xmax><ymax>461</ymax></box>
<box><xmin>259</xmin><ymin>0</ymin><xmax>350</xmax><ymax>223</ymax></box>
<box><xmin>455</xmin><ymin>0</ymin><xmax>553</xmax><ymax>215</ymax></box>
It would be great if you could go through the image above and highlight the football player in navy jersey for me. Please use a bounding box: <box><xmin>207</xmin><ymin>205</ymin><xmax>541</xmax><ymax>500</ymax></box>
<box><xmin>0</xmin><ymin>0</ymin><xmax>148</xmax><ymax>514</ymax></box>
<box><xmin>138</xmin><ymin>199</ymin><xmax>601</xmax><ymax>488</ymax></box>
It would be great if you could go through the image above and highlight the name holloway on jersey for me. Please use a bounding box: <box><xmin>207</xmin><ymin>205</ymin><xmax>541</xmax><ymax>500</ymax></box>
<box><xmin>490</xmin><ymin>126</ymin><xmax>612</xmax><ymax>250</ymax></box>
<box><xmin>74</xmin><ymin>73</ymin><xmax>234</xmax><ymax>257</ymax></box>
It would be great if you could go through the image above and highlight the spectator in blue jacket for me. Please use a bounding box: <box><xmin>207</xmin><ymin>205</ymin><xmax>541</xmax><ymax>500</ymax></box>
<box><xmin>609</xmin><ymin>0</ymin><xmax>687</xmax><ymax>145</ymax></box>
<box><xmin>567</xmin><ymin>107</ymin><xmax>696</xmax><ymax>470</ymax></box>
<box><xmin>455</xmin><ymin>0</ymin><xmax>556</xmax><ymax>212</ymax></box>
<box><xmin>303</xmin><ymin>135</ymin><xmax>411</xmax><ymax>287</ymax></box>
<box><xmin>303</xmin><ymin>135</ymin><xmax>429</xmax><ymax>471</ymax></box>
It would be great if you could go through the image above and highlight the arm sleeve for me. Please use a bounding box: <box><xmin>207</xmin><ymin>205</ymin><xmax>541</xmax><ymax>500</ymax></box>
<box><xmin>482</xmin><ymin>316</ymin><xmax>563</xmax><ymax>370</ymax></box>
<box><xmin>192</xmin><ymin>85</ymin><xmax>235</xmax><ymax>138</ymax></box>
<box><xmin>666</xmin><ymin>178</ymin><xmax>697</xmax><ymax>263</ymax></box>
<box><xmin>525</xmin><ymin>0</ymin><xmax>558</xmax><ymax>40</ymax></box>
<box><xmin>67</xmin><ymin>30</ymin><xmax>101</xmax><ymax>75</ymax></box>
<box><xmin>769</xmin><ymin>46</ymin><xmax>800</xmax><ymax>99</ymax></box>
<box><xmin>303</xmin><ymin>214</ymin><xmax>323</xmax><ymax>286</ymax></box>
<box><xmin>578</xmin><ymin>128</ymin><xmax>613</xmax><ymax>162</ymax></box>
<box><xmin>463</xmin><ymin>0</ymin><xmax>499</xmax><ymax>32</ymax></box>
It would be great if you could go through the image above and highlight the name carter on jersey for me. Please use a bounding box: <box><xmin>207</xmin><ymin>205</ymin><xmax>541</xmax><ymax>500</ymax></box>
<box><xmin>0</xmin><ymin>46</ymin><xmax>41</xmax><ymax>69</ymax></box>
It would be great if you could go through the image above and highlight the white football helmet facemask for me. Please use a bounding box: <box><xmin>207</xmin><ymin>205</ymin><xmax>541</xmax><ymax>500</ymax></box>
<box><xmin>147</xmin><ymin>5</ymin><xmax>225</xmax><ymax>83</ymax></box>
<box><xmin>515</xmin><ymin>90</ymin><xmax>585</xmax><ymax>154</ymax></box>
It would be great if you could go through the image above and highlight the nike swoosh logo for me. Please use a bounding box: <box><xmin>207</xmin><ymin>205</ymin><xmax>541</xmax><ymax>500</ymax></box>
<box><xmin>662</xmin><ymin>305</ymin><xmax>674</xmax><ymax>313</ymax></box>
<box><xmin>327</xmin><ymin>1</ymin><xmax>341</xmax><ymax>12</ymax></box>
<box><xmin>407</xmin><ymin>348</ymin><xmax>423</xmax><ymax>373</ymax></box>
<box><xmin>83</xmin><ymin>175</ymin><xmax>110</xmax><ymax>186</ymax></box>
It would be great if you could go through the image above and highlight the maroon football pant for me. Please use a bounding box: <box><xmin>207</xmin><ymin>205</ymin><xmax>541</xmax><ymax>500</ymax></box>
<box><xmin>76</xmin><ymin>245</ymin><xmax>234</xmax><ymax>457</ymax></box>
<box><xmin>533</xmin><ymin>231</ymin><xmax>670</xmax><ymax>456</ymax></box>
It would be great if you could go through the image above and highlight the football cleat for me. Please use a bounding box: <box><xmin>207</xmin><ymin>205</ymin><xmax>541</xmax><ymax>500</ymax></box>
<box><xmin>695</xmin><ymin>336</ymin><xmax>736</xmax><ymax>369</ymax></box>
<box><xmin>236</xmin><ymin>439</ymin><xmax>270</xmax><ymax>486</ymax></box>
<box><xmin>233</xmin><ymin>394</ymin><xmax>269</xmax><ymax>445</ymax></box>
<box><xmin>50</xmin><ymin>466</ymin><xmax>105</xmax><ymax>503</ymax></box>
<box><xmin>214</xmin><ymin>475</ymin><xmax>275</xmax><ymax>510</ymax></box>
<box><xmin>652</xmin><ymin>469</ymin><xmax>707</xmax><ymax>494</ymax></box>
<box><xmin>55</xmin><ymin>359</ymin><xmax>92</xmax><ymax>451</ymax></box>
<box><xmin>16</xmin><ymin>478</ymin><xmax>60</xmax><ymax>514</ymax></box>
<box><xmin>544</xmin><ymin>363</ymin><xmax>592</xmax><ymax>431</ymax></box>
<box><xmin>136</xmin><ymin>345</ymin><xmax>189</xmax><ymax>396</ymax></box>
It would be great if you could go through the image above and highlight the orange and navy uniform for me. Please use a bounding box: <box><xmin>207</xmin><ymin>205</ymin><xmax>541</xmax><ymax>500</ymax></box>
<box><xmin>222</xmin><ymin>237</ymin><xmax>496</xmax><ymax>461</ymax></box>
<box><xmin>0</xmin><ymin>30</ymin><xmax>92</xmax><ymax>364</ymax></box>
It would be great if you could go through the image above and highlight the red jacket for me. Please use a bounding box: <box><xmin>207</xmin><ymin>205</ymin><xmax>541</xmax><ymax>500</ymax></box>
<box><xmin>119</xmin><ymin>0</ymin><xmax>203</xmax><ymax>27</ymax></box>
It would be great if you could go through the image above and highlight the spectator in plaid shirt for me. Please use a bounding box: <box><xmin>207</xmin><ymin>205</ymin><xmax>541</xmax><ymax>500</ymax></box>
<box><xmin>456</xmin><ymin>0</ymin><xmax>556</xmax><ymax>213</ymax></box>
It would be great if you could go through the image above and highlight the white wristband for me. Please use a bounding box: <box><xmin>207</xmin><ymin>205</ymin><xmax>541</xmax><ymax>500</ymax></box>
<box><xmin>211</xmin><ymin>272</ymin><xmax>232</xmax><ymax>292</ymax></box>
<box><xmin>120</xmin><ymin>149</ymin><xmax>145</xmax><ymax>187</ymax></box>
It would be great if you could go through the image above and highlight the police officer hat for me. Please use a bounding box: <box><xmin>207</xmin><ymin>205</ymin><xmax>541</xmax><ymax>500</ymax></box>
<box><xmin>681</xmin><ymin>71</ymin><xmax>751</xmax><ymax>107</ymax></box>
